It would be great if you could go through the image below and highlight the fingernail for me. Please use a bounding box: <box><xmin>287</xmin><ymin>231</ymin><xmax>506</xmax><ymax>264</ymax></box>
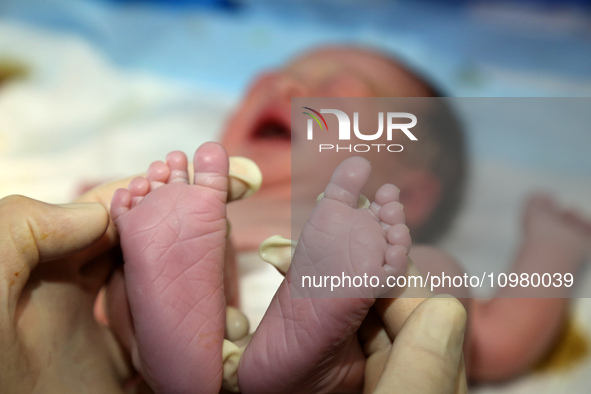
<box><xmin>420</xmin><ymin>296</ymin><xmax>467</xmax><ymax>354</ymax></box>
<box><xmin>259</xmin><ymin>235</ymin><xmax>296</xmax><ymax>275</ymax></box>
<box><xmin>228</xmin><ymin>157</ymin><xmax>262</xmax><ymax>200</ymax></box>
<box><xmin>225</xmin><ymin>306</ymin><xmax>250</xmax><ymax>342</ymax></box>
<box><xmin>358</xmin><ymin>194</ymin><xmax>370</xmax><ymax>209</ymax></box>
<box><xmin>316</xmin><ymin>192</ymin><xmax>325</xmax><ymax>204</ymax></box>
<box><xmin>222</xmin><ymin>340</ymin><xmax>242</xmax><ymax>392</ymax></box>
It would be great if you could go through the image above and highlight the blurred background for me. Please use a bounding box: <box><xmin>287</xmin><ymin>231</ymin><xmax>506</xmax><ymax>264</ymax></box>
<box><xmin>1</xmin><ymin>0</ymin><xmax>590</xmax><ymax>199</ymax></box>
<box><xmin>0</xmin><ymin>0</ymin><xmax>590</xmax><ymax>392</ymax></box>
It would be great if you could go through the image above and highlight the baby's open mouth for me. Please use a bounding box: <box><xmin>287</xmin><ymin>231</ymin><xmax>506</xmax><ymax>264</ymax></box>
<box><xmin>251</xmin><ymin>119</ymin><xmax>291</xmax><ymax>142</ymax></box>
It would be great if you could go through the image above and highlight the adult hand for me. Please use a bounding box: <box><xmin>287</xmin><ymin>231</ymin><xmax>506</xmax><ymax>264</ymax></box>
<box><xmin>0</xmin><ymin>154</ymin><xmax>260</xmax><ymax>393</ymax></box>
<box><xmin>0</xmin><ymin>195</ymin><xmax>131</xmax><ymax>393</ymax></box>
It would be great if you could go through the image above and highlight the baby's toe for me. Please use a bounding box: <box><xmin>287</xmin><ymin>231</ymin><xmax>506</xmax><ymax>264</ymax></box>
<box><xmin>165</xmin><ymin>150</ymin><xmax>189</xmax><ymax>184</ymax></box>
<box><xmin>193</xmin><ymin>142</ymin><xmax>229</xmax><ymax>193</ymax></box>
<box><xmin>324</xmin><ymin>156</ymin><xmax>371</xmax><ymax>208</ymax></box>
<box><xmin>385</xmin><ymin>244</ymin><xmax>409</xmax><ymax>276</ymax></box>
<box><xmin>146</xmin><ymin>160</ymin><xmax>170</xmax><ymax>190</ymax></box>
<box><xmin>379</xmin><ymin>201</ymin><xmax>405</xmax><ymax>228</ymax></box>
<box><xmin>388</xmin><ymin>223</ymin><xmax>412</xmax><ymax>251</ymax></box>
<box><xmin>375</xmin><ymin>184</ymin><xmax>400</xmax><ymax>206</ymax></box>
<box><xmin>110</xmin><ymin>188</ymin><xmax>132</xmax><ymax>220</ymax></box>
<box><xmin>370</xmin><ymin>184</ymin><xmax>401</xmax><ymax>223</ymax></box>
<box><xmin>128</xmin><ymin>176</ymin><xmax>150</xmax><ymax>208</ymax></box>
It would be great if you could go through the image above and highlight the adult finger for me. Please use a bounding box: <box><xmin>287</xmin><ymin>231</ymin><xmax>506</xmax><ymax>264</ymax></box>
<box><xmin>0</xmin><ymin>195</ymin><xmax>109</xmax><ymax>317</ymax></box>
<box><xmin>374</xmin><ymin>295</ymin><xmax>467</xmax><ymax>394</ymax></box>
<box><xmin>187</xmin><ymin>156</ymin><xmax>262</xmax><ymax>202</ymax></box>
<box><xmin>358</xmin><ymin>308</ymin><xmax>393</xmax><ymax>393</ymax></box>
<box><xmin>76</xmin><ymin>155</ymin><xmax>261</xmax><ymax>211</ymax></box>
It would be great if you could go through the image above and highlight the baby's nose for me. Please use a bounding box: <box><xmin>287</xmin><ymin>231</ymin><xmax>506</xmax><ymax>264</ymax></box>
<box><xmin>269</xmin><ymin>72</ymin><xmax>308</xmax><ymax>102</ymax></box>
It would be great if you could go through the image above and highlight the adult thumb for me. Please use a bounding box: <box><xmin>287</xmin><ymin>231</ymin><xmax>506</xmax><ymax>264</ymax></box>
<box><xmin>0</xmin><ymin>195</ymin><xmax>109</xmax><ymax>311</ymax></box>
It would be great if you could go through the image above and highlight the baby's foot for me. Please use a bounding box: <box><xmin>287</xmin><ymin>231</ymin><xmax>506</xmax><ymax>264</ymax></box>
<box><xmin>524</xmin><ymin>194</ymin><xmax>591</xmax><ymax>266</ymax></box>
<box><xmin>238</xmin><ymin>156</ymin><xmax>411</xmax><ymax>393</ymax></box>
<box><xmin>111</xmin><ymin>142</ymin><xmax>229</xmax><ymax>393</ymax></box>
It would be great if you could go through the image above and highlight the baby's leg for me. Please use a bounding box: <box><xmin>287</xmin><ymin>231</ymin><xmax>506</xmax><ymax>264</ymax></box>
<box><xmin>239</xmin><ymin>157</ymin><xmax>411</xmax><ymax>393</ymax></box>
<box><xmin>470</xmin><ymin>194</ymin><xmax>591</xmax><ymax>381</ymax></box>
<box><xmin>111</xmin><ymin>142</ymin><xmax>229</xmax><ymax>393</ymax></box>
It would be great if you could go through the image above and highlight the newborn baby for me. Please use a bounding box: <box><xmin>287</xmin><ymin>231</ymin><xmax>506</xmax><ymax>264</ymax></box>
<box><xmin>102</xmin><ymin>45</ymin><xmax>591</xmax><ymax>393</ymax></box>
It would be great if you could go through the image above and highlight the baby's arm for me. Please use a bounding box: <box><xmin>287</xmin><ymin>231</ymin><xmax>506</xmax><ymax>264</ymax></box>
<box><xmin>468</xmin><ymin>195</ymin><xmax>590</xmax><ymax>381</ymax></box>
<box><xmin>469</xmin><ymin>297</ymin><xmax>567</xmax><ymax>381</ymax></box>
<box><xmin>413</xmin><ymin>194</ymin><xmax>590</xmax><ymax>382</ymax></box>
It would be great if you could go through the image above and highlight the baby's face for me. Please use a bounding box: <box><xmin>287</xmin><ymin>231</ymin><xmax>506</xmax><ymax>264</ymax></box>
<box><xmin>220</xmin><ymin>47</ymin><xmax>433</xmax><ymax>249</ymax></box>
<box><xmin>221</xmin><ymin>47</ymin><xmax>431</xmax><ymax>195</ymax></box>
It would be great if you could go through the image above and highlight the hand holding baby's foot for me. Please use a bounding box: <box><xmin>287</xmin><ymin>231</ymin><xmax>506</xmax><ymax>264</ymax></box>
<box><xmin>111</xmin><ymin>142</ymin><xmax>230</xmax><ymax>394</ymax></box>
<box><xmin>239</xmin><ymin>156</ymin><xmax>411</xmax><ymax>393</ymax></box>
<box><xmin>0</xmin><ymin>196</ymin><xmax>131</xmax><ymax>392</ymax></box>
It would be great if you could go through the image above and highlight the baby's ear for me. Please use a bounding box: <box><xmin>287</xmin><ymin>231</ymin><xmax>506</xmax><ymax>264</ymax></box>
<box><xmin>398</xmin><ymin>168</ymin><xmax>441</xmax><ymax>232</ymax></box>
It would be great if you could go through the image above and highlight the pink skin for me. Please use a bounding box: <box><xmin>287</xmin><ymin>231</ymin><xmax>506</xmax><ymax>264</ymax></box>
<box><xmin>110</xmin><ymin>147</ymin><xmax>410</xmax><ymax>393</ymax></box>
<box><xmin>110</xmin><ymin>142</ymin><xmax>229</xmax><ymax>394</ymax></box>
<box><xmin>105</xmin><ymin>46</ymin><xmax>591</xmax><ymax>389</ymax></box>
<box><xmin>523</xmin><ymin>194</ymin><xmax>591</xmax><ymax>261</ymax></box>
<box><xmin>238</xmin><ymin>156</ymin><xmax>411</xmax><ymax>394</ymax></box>
<box><xmin>102</xmin><ymin>46</ymin><xmax>432</xmax><ymax>393</ymax></box>
<box><xmin>467</xmin><ymin>193</ymin><xmax>591</xmax><ymax>381</ymax></box>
